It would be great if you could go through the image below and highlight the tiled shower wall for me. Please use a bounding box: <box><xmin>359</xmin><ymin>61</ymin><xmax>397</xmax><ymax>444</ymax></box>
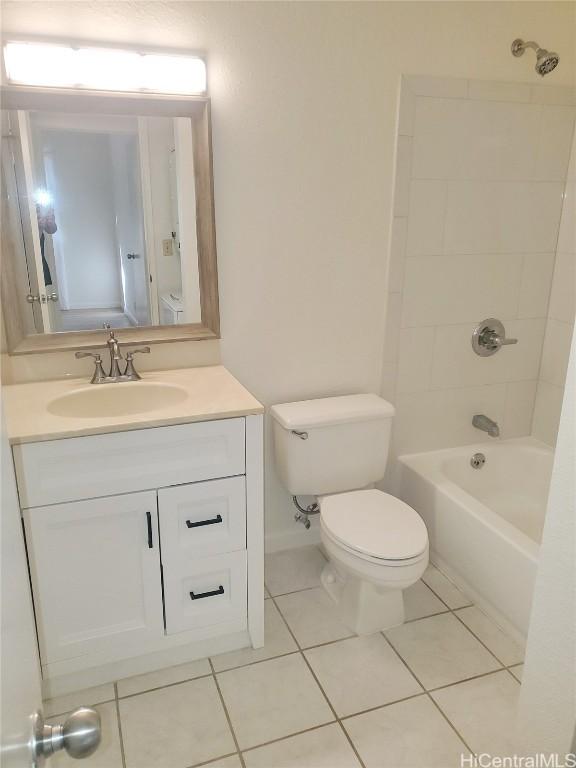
<box><xmin>532</xmin><ymin>131</ymin><xmax>576</xmax><ymax>445</ymax></box>
<box><xmin>381</xmin><ymin>76</ymin><xmax>576</xmax><ymax>457</ymax></box>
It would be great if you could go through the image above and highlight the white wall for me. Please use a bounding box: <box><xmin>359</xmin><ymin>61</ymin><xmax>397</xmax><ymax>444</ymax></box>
<box><xmin>383</xmin><ymin>75</ymin><xmax>575</xmax><ymax>460</ymax></box>
<box><xmin>516</xmin><ymin>319</ymin><xmax>576</xmax><ymax>753</ymax></box>
<box><xmin>2</xmin><ymin>1</ymin><xmax>576</xmax><ymax>548</ymax></box>
<box><xmin>43</xmin><ymin>131</ymin><xmax>123</xmax><ymax>309</ymax></box>
<box><xmin>532</xmin><ymin>131</ymin><xmax>576</xmax><ymax>445</ymax></box>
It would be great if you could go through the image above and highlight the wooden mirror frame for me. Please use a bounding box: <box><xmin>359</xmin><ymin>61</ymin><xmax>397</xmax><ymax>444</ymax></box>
<box><xmin>0</xmin><ymin>85</ymin><xmax>220</xmax><ymax>355</ymax></box>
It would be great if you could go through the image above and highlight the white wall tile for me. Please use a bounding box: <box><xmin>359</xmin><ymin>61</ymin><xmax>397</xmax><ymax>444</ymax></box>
<box><xmin>530</xmin><ymin>85</ymin><xmax>576</xmax><ymax>107</ymax></box>
<box><xmin>556</xmin><ymin>181</ymin><xmax>576</xmax><ymax>254</ymax></box>
<box><xmin>394</xmin><ymin>384</ymin><xmax>507</xmax><ymax>454</ymax></box>
<box><xmin>405</xmin><ymin>76</ymin><xmax>468</xmax><ymax>99</ymax></box>
<box><xmin>539</xmin><ymin>318</ymin><xmax>574</xmax><ymax>386</ymax></box>
<box><xmin>548</xmin><ymin>250</ymin><xmax>576</xmax><ymax>324</ymax></box>
<box><xmin>518</xmin><ymin>253</ymin><xmax>555</xmax><ymax>319</ymax></box>
<box><xmin>388</xmin><ymin>217</ymin><xmax>408</xmax><ymax>293</ymax></box>
<box><xmin>397</xmin><ymin>327</ymin><xmax>435</xmax><ymax>393</ymax></box>
<box><xmin>532</xmin><ymin>380</ymin><xmax>565</xmax><ymax>446</ymax></box>
<box><xmin>402</xmin><ymin>254</ymin><xmax>522</xmax><ymax>327</ymax></box>
<box><xmin>468</xmin><ymin>80</ymin><xmax>531</xmax><ymax>104</ymax></box>
<box><xmin>503</xmin><ymin>380</ymin><xmax>538</xmax><ymax>438</ymax></box>
<box><xmin>428</xmin><ymin>319</ymin><xmax>544</xmax><ymax>390</ymax></box>
<box><xmin>533</xmin><ymin>106</ymin><xmax>576</xmax><ymax>181</ymax></box>
<box><xmin>430</xmin><ymin>323</ymin><xmax>509</xmax><ymax>389</ymax></box>
<box><xmin>444</xmin><ymin>181</ymin><xmax>564</xmax><ymax>255</ymax></box>
<box><xmin>405</xmin><ymin>180</ymin><xmax>446</xmax><ymax>256</ymax></box>
<box><xmin>412</xmin><ymin>99</ymin><xmax>541</xmax><ymax>181</ymax></box>
<box><xmin>393</xmin><ymin>136</ymin><xmax>413</xmax><ymax>217</ymax></box>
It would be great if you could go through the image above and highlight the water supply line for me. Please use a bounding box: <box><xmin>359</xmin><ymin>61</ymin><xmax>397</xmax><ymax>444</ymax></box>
<box><xmin>292</xmin><ymin>496</ymin><xmax>320</xmax><ymax>529</ymax></box>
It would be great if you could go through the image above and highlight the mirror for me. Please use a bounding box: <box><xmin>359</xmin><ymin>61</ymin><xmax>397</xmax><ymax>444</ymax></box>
<box><xmin>1</xmin><ymin>90</ymin><xmax>219</xmax><ymax>352</ymax></box>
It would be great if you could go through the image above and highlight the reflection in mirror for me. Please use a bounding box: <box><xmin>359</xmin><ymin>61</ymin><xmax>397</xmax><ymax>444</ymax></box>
<box><xmin>1</xmin><ymin>109</ymin><xmax>201</xmax><ymax>333</ymax></box>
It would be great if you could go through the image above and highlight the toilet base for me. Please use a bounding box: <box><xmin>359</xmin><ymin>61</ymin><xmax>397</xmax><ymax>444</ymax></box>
<box><xmin>321</xmin><ymin>562</ymin><xmax>405</xmax><ymax>634</ymax></box>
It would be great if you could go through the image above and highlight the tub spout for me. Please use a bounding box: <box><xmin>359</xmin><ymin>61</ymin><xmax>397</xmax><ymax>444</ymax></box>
<box><xmin>472</xmin><ymin>414</ymin><xmax>500</xmax><ymax>438</ymax></box>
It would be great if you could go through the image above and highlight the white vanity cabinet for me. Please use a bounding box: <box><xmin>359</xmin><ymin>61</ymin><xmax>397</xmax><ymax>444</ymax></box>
<box><xmin>12</xmin><ymin>413</ymin><xmax>264</xmax><ymax>697</ymax></box>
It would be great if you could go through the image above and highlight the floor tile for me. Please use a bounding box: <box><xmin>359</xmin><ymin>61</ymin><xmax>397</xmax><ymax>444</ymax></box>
<box><xmin>422</xmin><ymin>565</ymin><xmax>471</xmax><ymax>609</ymax></box>
<box><xmin>385</xmin><ymin>613</ymin><xmax>501</xmax><ymax>690</ymax></box>
<box><xmin>455</xmin><ymin>607</ymin><xmax>525</xmax><ymax>666</ymax></box>
<box><xmin>265</xmin><ymin>546</ymin><xmax>326</xmax><ymax>596</ymax></box>
<box><xmin>244</xmin><ymin>723</ymin><xmax>361</xmax><ymax>768</ymax></box>
<box><xmin>117</xmin><ymin>658</ymin><xmax>211</xmax><ymax>697</ymax></box>
<box><xmin>205</xmin><ymin>755</ymin><xmax>242</xmax><ymax>768</ymax></box>
<box><xmin>211</xmin><ymin>600</ymin><xmax>298</xmax><ymax>672</ymax></box>
<box><xmin>509</xmin><ymin>664</ymin><xmax>524</xmax><ymax>682</ymax></box>
<box><xmin>275</xmin><ymin>587</ymin><xmax>354</xmax><ymax>648</ymax></box>
<box><xmin>49</xmin><ymin>702</ymin><xmax>122</xmax><ymax>768</ymax></box>
<box><xmin>217</xmin><ymin>653</ymin><xmax>333</xmax><ymax>750</ymax></box>
<box><xmin>404</xmin><ymin>580</ymin><xmax>449</xmax><ymax>622</ymax></box>
<box><xmin>432</xmin><ymin>670</ymin><xmax>521</xmax><ymax>756</ymax></box>
<box><xmin>305</xmin><ymin>634</ymin><xmax>422</xmax><ymax>717</ymax></box>
<box><xmin>44</xmin><ymin>683</ymin><xmax>115</xmax><ymax>717</ymax></box>
<box><xmin>119</xmin><ymin>676</ymin><xmax>235</xmax><ymax>768</ymax></box>
<box><xmin>344</xmin><ymin>694</ymin><xmax>469</xmax><ymax>768</ymax></box>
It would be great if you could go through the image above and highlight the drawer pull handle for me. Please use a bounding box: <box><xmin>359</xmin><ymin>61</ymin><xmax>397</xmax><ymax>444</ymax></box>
<box><xmin>190</xmin><ymin>585</ymin><xmax>224</xmax><ymax>601</ymax></box>
<box><xmin>186</xmin><ymin>514</ymin><xmax>223</xmax><ymax>529</ymax></box>
<box><xmin>146</xmin><ymin>511</ymin><xmax>153</xmax><ymax>549</ymax></box>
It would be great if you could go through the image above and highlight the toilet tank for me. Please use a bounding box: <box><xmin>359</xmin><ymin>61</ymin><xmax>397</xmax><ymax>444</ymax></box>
<box><xmin>270</xmin><ymin>394</ymin><xmax>395</xmax><ymax>496</ymax></box>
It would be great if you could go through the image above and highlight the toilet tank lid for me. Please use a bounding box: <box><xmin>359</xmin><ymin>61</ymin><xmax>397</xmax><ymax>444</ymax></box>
<box><xmin>270</xmin><ymin>394</ymin><xmax>395</xmax><ymax>430</ymax></box>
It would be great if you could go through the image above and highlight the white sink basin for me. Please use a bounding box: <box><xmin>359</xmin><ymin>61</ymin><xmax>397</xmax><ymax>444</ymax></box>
<box><xmin>47</xmin><ymin>381</ymin><xmax>189</xmax><ymax>419</ymax></box>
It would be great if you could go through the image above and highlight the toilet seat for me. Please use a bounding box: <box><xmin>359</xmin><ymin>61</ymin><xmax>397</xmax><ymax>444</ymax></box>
<box><xmin>320</xmin><ymin>489</ymin><xmax>428</xmax><ymax>564</ymax></box>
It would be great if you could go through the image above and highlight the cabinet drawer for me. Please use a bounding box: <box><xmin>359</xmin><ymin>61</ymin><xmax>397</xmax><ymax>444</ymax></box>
<box><xmin>14</xmin><ymin>418</ymin><xmax>245</xmax><ymax>508</ymax></box>
<box><xmin>163</xmin><ymin>550</ymin><xmax>247</xmax><ymax>635</ymax></box>
<box><xmin>158</xmin><ymin>477</ymin><xmax>246</xmax><ymax>560</ymax></box>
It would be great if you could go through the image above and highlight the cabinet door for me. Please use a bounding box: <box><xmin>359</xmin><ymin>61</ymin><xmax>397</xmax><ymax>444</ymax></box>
<box><xmin>23</xmin><ymin>491</ymin><xmax>164</xmax><ymax>665</ymax></box>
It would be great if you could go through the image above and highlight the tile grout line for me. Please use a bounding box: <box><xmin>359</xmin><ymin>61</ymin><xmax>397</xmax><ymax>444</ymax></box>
<box><xmin>379</xmin><ymin>631</ymin><xmax>476</xmax><ymax>757</ymax></box>
<box><xmin>187</xmin><ymin>750</ymin><xmax>240</xmax><ymax>768</ymax></box>
<box><xmin>114</xmin><ymin>682</ymin><xmax>128</xmax><ymax>768</ymax></box>
<box><xmin>270</xmin><ymin>592</ymin><xmax>368</xmax><ymax>768</ymax></box>
<box><xmin>423</xmin><ymin>569</ymin><xmax>523</xmax><ymax>671</ymax></box>
<box><xmin>209</xmin><ymin>657</ymin><xmax>246</xmax><ymax>768</ymax></box>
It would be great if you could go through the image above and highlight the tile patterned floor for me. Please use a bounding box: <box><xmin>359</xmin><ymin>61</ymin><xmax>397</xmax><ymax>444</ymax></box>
<box><xmin>46</xmin><ymin>546</ymin><xmax>526</xmax><ymax>768</ymax></box>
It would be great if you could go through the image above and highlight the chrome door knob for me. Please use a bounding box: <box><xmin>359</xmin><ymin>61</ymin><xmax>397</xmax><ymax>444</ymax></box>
<box><xmin>32</xmin><ymin>707</ymin><xmax>101</xmax><ymax>765</ymax></box>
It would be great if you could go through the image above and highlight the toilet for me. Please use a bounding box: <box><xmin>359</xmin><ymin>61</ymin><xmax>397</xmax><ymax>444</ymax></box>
<box><xmin>270</xmin><ymin>394</ymin><xmax>429</xmax><ymax>634</ymax></box>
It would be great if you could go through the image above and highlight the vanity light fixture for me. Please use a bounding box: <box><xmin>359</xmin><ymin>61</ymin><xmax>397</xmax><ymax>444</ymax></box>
<box><xmin>3</xmin><ymin>41</ymin><xmax>207</xmax><ymax>95</ymax></box>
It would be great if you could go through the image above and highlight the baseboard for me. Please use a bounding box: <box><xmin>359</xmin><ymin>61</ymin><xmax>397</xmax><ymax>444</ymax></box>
<box><xmin>265</xmin><ymin>524</ymin><xmax>321</xmax><ymax>553</ymax></box>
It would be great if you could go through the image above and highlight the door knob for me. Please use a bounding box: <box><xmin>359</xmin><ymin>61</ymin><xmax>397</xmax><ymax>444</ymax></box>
<box><xmin>46</xmin><ymin>292</ymin><xmax>59</xmax><ymax>302</ymax></box>
<box><xmin>31</xmin><ymin>707</ymin><xmax>101</xmax><ymax>765</ymax></box>
<box><xmin>26</xmin><ymin>294</ymin><xmax>41</xmax><ymax>304</ymax></box>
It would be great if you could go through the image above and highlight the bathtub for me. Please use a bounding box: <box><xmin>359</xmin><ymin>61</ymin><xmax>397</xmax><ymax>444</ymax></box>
<box><xmin>397</xmin><ymin>437</ymin><xmax>553</xmax><ymax>640</ymax></box>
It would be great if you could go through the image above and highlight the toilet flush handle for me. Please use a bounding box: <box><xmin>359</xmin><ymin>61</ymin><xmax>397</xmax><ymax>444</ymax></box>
<box><xmin>291</xmin><ymin>430</ymin><xmax>308</xmax><ymax>440</ymax></box>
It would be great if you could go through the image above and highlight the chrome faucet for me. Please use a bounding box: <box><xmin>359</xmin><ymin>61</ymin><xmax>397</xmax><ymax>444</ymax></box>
<box><xmin>75</xmin><ymin>329</ymin><xmax>150</xmax><ymax>384</ymax></box>
<box><xmin>472</xmin><ymin>414</ymin><xmax>500</xmax><ymax>438</ymax></box>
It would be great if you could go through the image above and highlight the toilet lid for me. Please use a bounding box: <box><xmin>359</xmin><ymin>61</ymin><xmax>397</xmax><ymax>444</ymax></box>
<box><xmin>320</xmin><ymin>489</ymin><xmax>428</xmax><ymax>561</ymax></box>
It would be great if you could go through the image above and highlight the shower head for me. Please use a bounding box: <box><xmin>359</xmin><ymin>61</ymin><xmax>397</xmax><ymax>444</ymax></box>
<box><xmin>511</xmin><ymin>38</ymin><xmax>559</xmax><ymax>76</ymax></box>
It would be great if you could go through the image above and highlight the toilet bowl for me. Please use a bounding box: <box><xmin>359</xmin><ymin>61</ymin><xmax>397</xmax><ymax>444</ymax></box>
<box><xmin>319</xmin><ymin>489</ymin><xmax>429</xmax><ymax>634</ymax></box>
<box><xmin>270</xmin><ymin>394</ymin><xmax>429</xmax><ymax>634</ymax></box>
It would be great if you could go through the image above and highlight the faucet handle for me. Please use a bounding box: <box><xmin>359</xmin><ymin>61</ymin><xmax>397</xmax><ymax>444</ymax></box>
<box><xmin>75</xmin><ymin>352</ymin><xmax>107</xmax><ymax>384</ymax></box>
<box><xmin>124</xmin><ymin>347</ymin><xmax>150</xmax><ymax>380</ymax></box>
<box><xmin>126</xmin><ymin>346</ymin><xmax>150</xmax><ymax>357</ymax></box>
<box><xmin>75</xmin><ymin>351</ymin><xmax>102</xmax><ymax>361</ymax></box>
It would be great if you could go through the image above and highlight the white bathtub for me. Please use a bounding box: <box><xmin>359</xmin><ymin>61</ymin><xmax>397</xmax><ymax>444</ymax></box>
<box><xmin>397</xmin><ymin>437</ymin><xmax>553</xmax><ymax>640</ymax></box>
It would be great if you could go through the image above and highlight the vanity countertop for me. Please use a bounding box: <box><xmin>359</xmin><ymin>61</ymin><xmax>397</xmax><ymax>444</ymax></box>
<box><xmin>4</xmin><ymin>365</ymin><xmax>264</xmax><ymax>445</ymax></box>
